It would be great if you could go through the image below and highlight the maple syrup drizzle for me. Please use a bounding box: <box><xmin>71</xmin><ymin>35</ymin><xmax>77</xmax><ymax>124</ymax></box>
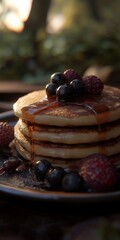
<box><xmin>84</xmin><ymin>102</ymin><xmax>109</xmax><ymax>154</ymax></box>
<box><xmin>33</xmin><ymin>100</ymin><xmax>61</xmax><ymax>115</ymax></box>
<box><xmin>25</xmin><ymin>121</ymin><xmax>34</xmax><ymax>163</ymax></box>
<box><xmin>22</xmin><ymin>98</ymin><xmax>61</xmax><ymax>122</ymax></box>
<box><xmin>24</xmin><ymin>97</ymin><xmax>110</xmax><ymax>157</ymax></box>
<box><xmin>29</xmin><ymin>126</ymin><xmax>34</xmax><ymax>163</ymax></box>
<box><xmin>68</xmin><ymin>101</ymin><xmax>109</xmax><ymax>153</ymax></box>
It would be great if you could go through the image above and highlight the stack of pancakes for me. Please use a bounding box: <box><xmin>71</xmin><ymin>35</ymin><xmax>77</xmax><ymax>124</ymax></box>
<box><xmin>13</xmin><ymin>85</ymin><xmax>120</xmax><ymax>170</ymax></box>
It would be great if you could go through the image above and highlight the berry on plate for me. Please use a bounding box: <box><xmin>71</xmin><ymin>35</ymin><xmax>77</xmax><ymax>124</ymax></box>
<box><xmin>62</xmin><ymin>171</ymin><xmax>84</xmax><ymax>192</ymax></box>
<box><xmin>79</xmin><ymin>153</ymin><xmax>117</xmax><ymax>192</ymax></box>
<box><xmin>46</xmin><ymin>166</ymin><xmax>65</xmax><ymax>187</ymax></box>
<box><xmin>0</xmin><ymin>122</ymin><xmax>14</xmax><ymax>148</ymax></box>
<box><xmin>33</xmin><ymin>159</ymin><xmax>52</xmax><ymax>181</ymax></box>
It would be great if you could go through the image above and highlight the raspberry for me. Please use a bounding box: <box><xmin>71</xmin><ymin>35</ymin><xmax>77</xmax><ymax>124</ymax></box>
<box><xmin>0</xmin><ymin>122</ymin><xmax>14</xmax><ymax>148</ymax></box>
<box><xmin>83</xmin><ymin>75</ymin><xmax>104</xmax><ymax>95</ymax></box>
<box><xmin>79</xmin><ymin>153</ymin><xmax>117</xmax><ymax>192</ymax></box>
<box><xmin>63</xmin><ymin>69</ymin><xmax>82</xmax><ymax>82</ymax></box>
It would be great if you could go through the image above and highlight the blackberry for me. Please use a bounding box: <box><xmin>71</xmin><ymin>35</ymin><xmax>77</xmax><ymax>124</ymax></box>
<box><xmin>50</xmin><ymin>72</ymin><xmax>66</xmax><ymax>86</ymax></box>
<box><xmin>62</xmin><ymin>172</ymin><xmax>84</xmax><ymax>192</ymax></box>
<box><xmin>64</xmin><ymin>69</ymin><xmax>81</xmax><ymax>82</ymax></box>
<box><xmin>83</xmin><ymin>75</ymin><xmax>104</xmax><ymax>95</ymax></box>
<box><xmin>56</xmin><ymin>84</ymin><xmax>74</xmax><ymax>102</ymax></box>
<box><xmin>45</xmin><ymin>82</ymin><xmax>57</xmax><ymax>98</ymax></box>
<box><xmin>70</xmin><ymin>79</ymin><xmax>84</xmax><ymax>97</ymax></box>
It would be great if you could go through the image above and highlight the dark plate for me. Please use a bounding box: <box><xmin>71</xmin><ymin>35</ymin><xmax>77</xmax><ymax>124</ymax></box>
<box><xmin>0</xmin><ymin>111</ymin><xmax>120</xmax><ymax>204</ymax></box>
<box><xmin>1</xmin><ymin>181</ymin><xmax>120</xmax><ymax>203</ymax></box>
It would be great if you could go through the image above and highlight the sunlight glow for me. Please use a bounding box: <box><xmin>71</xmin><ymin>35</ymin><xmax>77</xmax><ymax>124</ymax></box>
<box><xmin>3</xmin><ymin>0</ymin><xmax>32</xmax><ymax>31</ymax></box>
<box><xmin>47</xmin><ymin>14</ymin><xmax>65</xmax><ymax>34</ymax></box>
<box><xmin>1</xmin><ymin>0</ymin><xmax>65</xmax><ymax>33</ymax></box>
<box><xmin>4</xmin><ymin>12</ymin><xmax>24</xmax><ymax>32</ymax></box>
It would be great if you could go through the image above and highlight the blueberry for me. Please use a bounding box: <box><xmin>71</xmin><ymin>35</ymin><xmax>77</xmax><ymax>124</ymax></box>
<box><xmin>64</xmin><ymin>168</ymin><xmax>73</xmax><ymax>174</ymax></box>
<box><xmin>33</xmin><ymin>159</ymin><xmax>52</xmax><ymax>181</ymax></box>
<box><xmin>70</xmin><ymin>79</ymin><xmax>84</xmax><ymax>97</ymax></box>
<box><xmin>50</xmin><ymin>72</ymin><xmax>66</xmax><ymax>86</ymax></box>
<box><xmin>46</xmin><ymin>167</ymin><xmax>65</xmax><ymax>187</ymax></box>
<box><xmin>56</xmin><ymin>84</ymin><xmax>74</xmax><ymax>102</ymax></box>
<box><xmin>62</xmin><ymin>172</ymin><xmax>84</xmax><ymax>192</ymax></box>
<box><xmin>45</xmin><ymin>83</ymin><xmax>57</xmax><ymax>98</ymax></box>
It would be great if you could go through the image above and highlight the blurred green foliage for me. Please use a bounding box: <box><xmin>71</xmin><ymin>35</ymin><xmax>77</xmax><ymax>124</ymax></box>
<box><xmin>0</xmin><ymin>31</ymin><xmax>34</xmax><ymax>79</ymax></box>
<box><xmin>38</xmin><ymin>26</ymin><xmax>120</xmax><ymax>74</ymax></box>
<box><xmin>0</xmin><ymin>0</ymin><xmax>120</xmax><ymax>84</ymax></box>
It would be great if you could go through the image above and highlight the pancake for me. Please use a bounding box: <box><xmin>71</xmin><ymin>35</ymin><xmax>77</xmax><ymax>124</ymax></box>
<box><xmin>13</xmin><ymin>85</ymin><xmax>120</xmax><ymax>126</ymax></box>
<box><xmin>13</xmin><ymin>83</ymin><xmax>120</xmax><ymax>170</ymax></box>
<box><xmin>14</xmin><ymin>125</ymin><xmax>120</xmax><ymax>159</ymax></box>
<box><xmin>14</xmin><ymin>140</ymin><xmax>120</xmax><ymax>170</ymax></box>
<box><xmin>17</xmin><ymin>118</ymin><xmax>120</xmax><ymax>144</ymax></box>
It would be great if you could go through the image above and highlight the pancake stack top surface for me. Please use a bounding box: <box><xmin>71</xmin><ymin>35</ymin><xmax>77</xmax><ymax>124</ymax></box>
<box><xmin>13</xmin><ymin>69</ymin><xmax>120</xmax><ymax>170</ymax></box>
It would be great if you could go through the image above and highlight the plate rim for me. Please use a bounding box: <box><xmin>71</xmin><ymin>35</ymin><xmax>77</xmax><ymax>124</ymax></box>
<box><xmin>1</xmin><ymin>181</ymin><xmax>120</xmax><ymax>203</ymax></box>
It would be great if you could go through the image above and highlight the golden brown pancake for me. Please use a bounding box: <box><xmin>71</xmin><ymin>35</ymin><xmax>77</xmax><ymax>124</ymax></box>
<box><xmin>14</xmin><ymin>140</ymin><xmax>120</xmax><ymax>170</ymax></box>
<box><xmin>13</xmin><ymin>84</ymin><xmax>120</xmax><ymax>168</ymax></box>
<box><xmin>17</xmin><ymin>118</ymin><xmax>120</xmax><ymax>144</ymax></box>
<box><xmin>14</xmin><ymin>125</ymin><xmax>120</xmax><ymax>159</ymax></box>
<box><xmin>13</xmin><ymin>85</ymin><xmax>120</xmax><ymax>126</ymax></box>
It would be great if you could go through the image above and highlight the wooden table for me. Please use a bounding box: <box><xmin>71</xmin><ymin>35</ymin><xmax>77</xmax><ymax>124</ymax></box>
<box><xmin>0</xmin><ymin>81</ymin><xmax>120</xmax><ymax>240</ymax></box>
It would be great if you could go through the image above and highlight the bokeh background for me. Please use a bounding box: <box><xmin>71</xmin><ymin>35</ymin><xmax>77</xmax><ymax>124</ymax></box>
<box><xmin>0</xmin><ymin>0</ymin><xmax>120</xmax><ymax>86</ymax></box>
